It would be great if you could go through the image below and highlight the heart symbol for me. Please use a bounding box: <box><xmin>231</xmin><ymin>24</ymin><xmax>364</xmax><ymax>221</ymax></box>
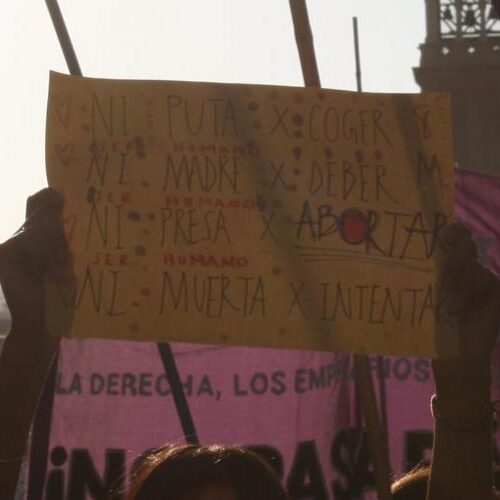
<box><xmin>54</xmin><ymin>144</ymin><xmax>75</xmax><ymax>167</ymax></box>
<box><xmin>52</xmin><ymin>95</ymin><xmax>72</xmax><ymax>129</ymax></box>
<box><xmin>292</xmin><ymin>146</ymin><xmax>302</xmax><ymax>161</ymax></box>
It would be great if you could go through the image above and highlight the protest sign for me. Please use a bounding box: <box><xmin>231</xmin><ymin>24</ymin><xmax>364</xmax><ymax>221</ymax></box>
<box><xmin>46</xmin><ymin>72</ymin><xmax>455</xmax><ymax>356</ymax></box>
<box><xmin>25</xmin><ymin>168</ymin><xmax>500</xmax><ymax>500</ymax></box>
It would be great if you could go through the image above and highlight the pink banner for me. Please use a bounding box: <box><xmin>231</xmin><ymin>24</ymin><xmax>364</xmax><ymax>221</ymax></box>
<box><xmin>26</xmin><ymin>168</ymin><xmax>500</xmax><ymax>499</ymax></box>
<box><xmin>455</xmin><ymin>169</ymin><xmax>500</xmax><ymax>276</ymax></box>
<box><xmin>38</xmin><ymin>341</ymin><xmax>434</xmax><ymax>500</ymax></box>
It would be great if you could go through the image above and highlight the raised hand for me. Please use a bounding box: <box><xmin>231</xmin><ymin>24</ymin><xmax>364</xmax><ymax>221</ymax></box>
<box><xmin>0</xmin><ymin>188</ymin><xmax>73</xmax><ymax>499</ymax></box>
<box><xmin>433</xmin><ymin>223</ymin><xmax>500</xmax><ymax>413</ymax></box>
<box><xmin>0</xmin><ymin>188</ymin><xmax>73</xmax><ymax>333</ymax></box>
<box><xmin>427</xmin><ymin>223</ymin><xmax>500</xmax><ymax>500</ymax></box>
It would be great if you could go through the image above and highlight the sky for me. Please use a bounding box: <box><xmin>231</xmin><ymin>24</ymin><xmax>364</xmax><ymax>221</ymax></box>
<box><xmin>0</xmin><ymin>0</ymin><xmax>425</xmax><ymax>242</ymax></box>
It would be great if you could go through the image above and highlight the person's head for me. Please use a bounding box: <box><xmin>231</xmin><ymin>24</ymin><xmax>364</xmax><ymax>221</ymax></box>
<box><xmin>391</xmin><ymin>466</ymin><xmax>429</xmax><ymax>500</ymax></box>
<box><xmin>391</xmin><ymin>465</ymin><xmax>500</xmax><ymax>500</ymax></box>
<box><xmin>126</xmin><ymin>444</ymin><xmax>289</xmax><ymax>500</ymax></box>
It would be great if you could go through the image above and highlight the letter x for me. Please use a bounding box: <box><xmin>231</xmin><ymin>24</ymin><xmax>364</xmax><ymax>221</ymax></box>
<box><xmin>269</xmin><ymin>105</ymin><xmax>290</xmax><ymax>136</ymax></box>
<box><xmin>269</xmin><ymin>161</ymin><xmax>288</xmax><ymax>190</ymax></box>
<box><xmin>287</xmin><ymin>282</ymin><xmax>308</xmax><ymax>319</ymax></box>
<box><xmin>259</xmin><ymin>212</ymin><xmax>279</xmax><ymax>244</ymax></box>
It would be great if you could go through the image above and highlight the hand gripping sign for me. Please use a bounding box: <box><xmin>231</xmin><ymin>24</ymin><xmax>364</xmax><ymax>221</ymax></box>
<box><xmin>45</xmin><ymin>72</ymin><xmax>456</xmax><ymax>357</ymax></box>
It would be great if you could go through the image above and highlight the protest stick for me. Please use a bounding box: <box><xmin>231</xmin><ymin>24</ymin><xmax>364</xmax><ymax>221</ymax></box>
<box><xmin>44</xmin><ymin>0</ymin><xmax>199</xmax><ymax>447</ymax></box>
<box><xmin>353</xmin><ymin>15</ymin><xmax>390</xmax><ymax>448</ymax></box>
<box><xmin>353</xmin><ymin>17</ymin><xmax>362</xmax><ymax>94</ymax></box>
<box><xmin>289</xmin><ymin>0</ymin><xmax>320</xmax><ymax>88</ymax></box>
<box><xmin>289</xmin><ymin>2</ymin><xmax>393</xmax><ymax>498</ymax></box>
<box><xmin>45</xmin><ymin>0</ymin><xmax>82</xmax><ymax>76</ymax></box>
<box><xmin>353</xmin><ymin>356</ymin><xmax>393</xmax><ymax>498</ymax></box>
<box><xmin>24</xmin><ymin>5</ymin><xmax>78</xmax><ymax>487</ymax></box>
<box><xmin>158</xmin><ymin>343</ymin><xmax>199</xmax><ymax>444</ymax></box>
<box><xmin>352</xmin><ymin>16</ymin><xmax>392</xmax><ymax>499</ymax></box>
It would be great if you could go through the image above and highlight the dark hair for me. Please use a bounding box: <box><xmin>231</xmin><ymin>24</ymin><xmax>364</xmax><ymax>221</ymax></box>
<box><xmin>391</xmin><ymin>465</ymin><xmax>500</xmax><ymax>500</ymax></box>
<box><xmin>126</xmin><ymin>444</ymin><xmax>289</xmax><ymax>500</ymax></box>
<box><xmin>391</xmin><ymin>466</ymin><xmax>429</xmax><ymax>500</ymax></box>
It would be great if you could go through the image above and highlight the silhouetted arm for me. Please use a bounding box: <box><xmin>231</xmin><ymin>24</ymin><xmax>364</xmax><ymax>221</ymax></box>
<box><xmin>427</xmin><ymin>224</ymin><xmax>500</xmax><ymax>500</ymax></box>
<box><xmin>0</xmin><ymin>189</ymin><xmax>71</xmax><ymax>499</ymax></box>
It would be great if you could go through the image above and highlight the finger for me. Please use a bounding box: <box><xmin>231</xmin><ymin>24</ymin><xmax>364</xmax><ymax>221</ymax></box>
<box><xmin>439</xmin><ymin>225</ymin><xmax>481</xmax><ymax>314</ymax></box>
<box><xmin>440</xmin><ymin>239</ymin><xmax>477</xmax><ymax>294</ymax></box>
<box><xmin>442</xmin><ymin>230</ymin><xmax>477</xmax><ymax>279</ymax></box>
<box><xmin>26</xmin><ymin>228</ymin><xmax>73</xmax><ymax>284</ymax></box>
<box><xmin>26</xmin><ymin>210</ymin><xmax>73</xmax><ymax>283</ymax></box>
<box><xmin>443</xmin><ymin>222</ymin><xmax>472</xmax><ymax>247</ymax></box>
<box><xmin>0</xmin><ymin>229</ymin><xmax>45</xmax><ymax>284</ymax></box>
<box><xmin>470</xmin><ymin>265</ymin><xmax>499</xmax><ymax>307</ymax></box>
<box><xmin>482</xmin><ymin>270</ymin><xmax>500</xmax><ymax>324</ymax></box>
<box><xmin>441</xmin><ymin>223</ymin><xmax>467</xmax><ymax>255</ymax></box>
<box><xmin>0</xmin><ymin>237</ymin><xmax>43</xmax><ymax>320</ymax></box>
<box><xmin>449</xmin><ymin>261</ymin><xmax>477</xmax><ymax>314</ymax></box>
<box><xmin>492</xmin><ymin>274</ymin><xmax>500</xmax><ymax>307</ymax></box>
<box><xmin>17</xmin><ymin>204</ymin><xmax>72</xmax><ymax>283</ymax></box>
<box><xmin>439</xmin><ymin>223</ymin><xmax>473</xmax><ymax>266</ymax></box>
<box><xmin>25</xmin><ymin>188</ymin><xmax>63</xmax><ymax>219</ymax></box>
<box><xmin>24</xmin><ymin>206</ymin><xmax>69</xmax><ymax>252</ymax></box>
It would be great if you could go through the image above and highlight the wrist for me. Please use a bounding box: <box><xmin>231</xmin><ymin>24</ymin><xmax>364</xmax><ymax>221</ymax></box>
<box><xmin>433</xmin><ymin>361</ymin><xmax>491</xmax><ymax>404</ymax></box>
<box><xmin>434</xmin><ymin>391</ymin><xmax>491</xmax><ymax>420</ymax></box>
<box><xmin>435</xmin><ymin>374</ymin><xmax>491</xmax><ymax>402</ymax></box>
<box><xmin>3</xmin><ymin>323</ymin><xmax>47</xmax><ymax>359</ymax></box>
<box><xmin>431</xmin><ymin>394</ymin><xmax>493</xmax><ymax>431</ymax></box>
<box><xmin>9</xmin><ymin>312</ymin><xmax>44</xmax><ymax>334</ymax></box>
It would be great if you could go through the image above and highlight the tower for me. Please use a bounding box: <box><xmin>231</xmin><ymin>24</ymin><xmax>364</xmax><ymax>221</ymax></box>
<box><xmin>414</xmin><ymin>0</ymin><xmax>500</xmax><ymax>176</ymax></box>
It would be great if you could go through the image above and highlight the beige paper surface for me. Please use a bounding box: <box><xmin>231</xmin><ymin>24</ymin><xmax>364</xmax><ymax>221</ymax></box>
<box><xmin>46</xmin><ymin>72</ymin><xmax>457</xmax><ymax>357</ymax></box>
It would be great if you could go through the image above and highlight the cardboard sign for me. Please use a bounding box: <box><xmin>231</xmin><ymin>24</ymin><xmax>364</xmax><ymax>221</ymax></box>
<box><xmin>46</xmin><ymin>72</ymin><xmax>456</xmax><ymax>356</ymax></box>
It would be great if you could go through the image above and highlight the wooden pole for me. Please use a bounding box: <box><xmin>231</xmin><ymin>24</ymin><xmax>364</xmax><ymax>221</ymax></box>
<box><xmin>289</xmin><ymin>0</ymin><xmax>320</xmax><ymax>87</ymax></box>
<box><xmin>353</xmin><ymin>17</ymin><xmax>362</xmax><ymax>92</ymax></box>
<box><xmin>353</xmin><ymin>356</ymin><xmax>393</xmax><ymax>499</ymax></box>
<box><xmin>44</xmin><ymin>0</ymin><xmax>198</xmax><ymax>447</ymax></box>
<box><xmin>288</xmin><ymin>4</ymin><xmax>393</xmax><ymax>498</ymax></box>
<box><xmin>158</xmin><ymin>343</ymin><xmax>199</xmax><ymax>444</ymax></box>
<box><xmin>45</xmin><ymin>0</ymin><xmax>82</xmax><ymax>76</ymax></box>
<box><xmin>352</xmin><ymin>17</ymin><xmax>392</xmax><ymax>499</ymax></box>
<box><xmin>353</xmin><ymin>14</ymin><xmax>390</xmax><ymax>448</ymax></box>
<box><xmin>378</xmin><ymin>355</ymin><xmax>389</xmax><ymax>443</ymax></box>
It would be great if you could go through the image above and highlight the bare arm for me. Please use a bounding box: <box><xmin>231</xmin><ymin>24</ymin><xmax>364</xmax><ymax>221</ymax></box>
<box><xmin>0</xmin><ymin>325</ymin><xmax>58</xmax><ymax>497</ymax></box>
<box><xmin>427</xmin><ymin>224</ymin><xmax>500</xmax><ymax>500</ymax></box>
<box><xmin>0</xmin><ymin>189</ymin><xmax>72</xmax><ymax>498</ymax></box>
